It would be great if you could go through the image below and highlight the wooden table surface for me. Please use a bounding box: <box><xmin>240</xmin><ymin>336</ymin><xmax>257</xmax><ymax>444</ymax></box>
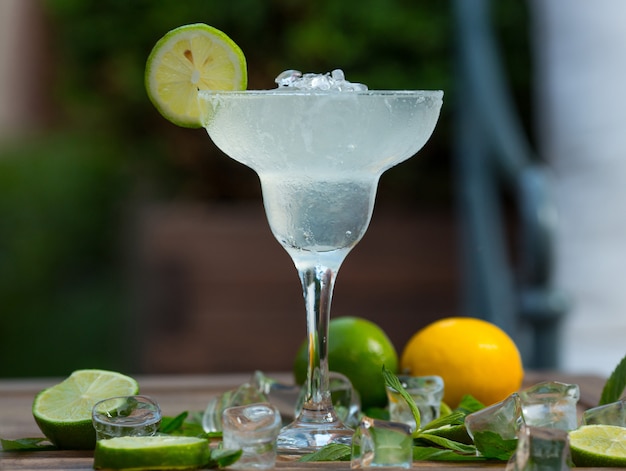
<box><xmin>0</xmin><ymin>371</ymin><xmax>618</xmax><ymax>470</ymax></box>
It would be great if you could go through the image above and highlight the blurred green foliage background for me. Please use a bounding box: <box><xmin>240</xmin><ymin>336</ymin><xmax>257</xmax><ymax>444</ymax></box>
<box><xmin>0</xmin><ymin>0</ymin><xmax>530</xmax><ymax>377</ymax></box>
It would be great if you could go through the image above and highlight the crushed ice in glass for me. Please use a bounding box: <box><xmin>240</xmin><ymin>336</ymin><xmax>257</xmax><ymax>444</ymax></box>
<box><xmin>351</xmin><ymin>416</ymin><xmax>413</xmax><ymax>469</ymax></box>
<box><xmin>274</xmin><ymin>69</ymin><xmax>368</xmax><ymax>91</ymax></box>
<box><xmin>519</xmin><ymin>381</ymin><xmax>580</xmax><ymax>431</ymax></box>
<box><xmin>506</xmin><ymin>425</ymin><xmax>572</xmax><ymax>471</ymax></box>
<box><xmin>222</xmin><ymin>403</ymin><xmax>282</xmax><ymax>469</ymax></box>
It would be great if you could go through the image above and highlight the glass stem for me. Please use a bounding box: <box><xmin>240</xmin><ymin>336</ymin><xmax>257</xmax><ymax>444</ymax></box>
<box><xmin>299</xmin><ymin>263</ymin><xmax>338</xmax><ymax>419</ymax></box>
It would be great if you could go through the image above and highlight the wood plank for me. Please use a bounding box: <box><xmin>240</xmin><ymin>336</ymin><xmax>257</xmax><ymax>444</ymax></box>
<box><xmin>0</xmin><ymin>373</ymin><xmax>613</xmax><ymax>471</ymax></box>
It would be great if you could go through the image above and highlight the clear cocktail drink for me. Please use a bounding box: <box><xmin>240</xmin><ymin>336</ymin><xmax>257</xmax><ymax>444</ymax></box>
<box><xmin>199</xmin><ymin>86</ymin><xmax>443</xmax><ymax>453</ymax></box>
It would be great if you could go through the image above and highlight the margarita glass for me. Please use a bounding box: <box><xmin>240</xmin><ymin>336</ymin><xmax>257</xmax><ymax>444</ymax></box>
<box><xmin>199</xmin><ymin>83</ymin><xmax>443</xmax><ymax>453</ymax></box>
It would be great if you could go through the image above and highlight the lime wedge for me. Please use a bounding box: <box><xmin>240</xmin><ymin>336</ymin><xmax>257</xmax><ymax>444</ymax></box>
<box><xmin>32</xmin><ymin>369</ymin><xmax>139</xmax><ymax>450</ymax></box>
<box><xmin>569</xmin><ymin>424</ymin><xmax>626</xmax><ymax>467</ymax></box>
<box><xmin>94</xmin><ymin>436</ymin><xmax>210</xmax><ymax>470</ymax></box>
<box><xmin>145</xmin><ymin>23</ymin><xmax>247</xmax><ymax>128</ymax></box>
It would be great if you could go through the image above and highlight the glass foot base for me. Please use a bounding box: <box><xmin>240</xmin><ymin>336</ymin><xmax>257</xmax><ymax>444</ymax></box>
<box><xmin>277</xmin><ymin>418</ymin><xmax>353</xmax><ymax>455</ymax></box>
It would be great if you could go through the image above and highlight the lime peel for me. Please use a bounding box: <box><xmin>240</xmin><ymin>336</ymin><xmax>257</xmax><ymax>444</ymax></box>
<box><xmin>145</xmin><ymin>23</ymin><xmax>247</xmax><ymax>128</ymax></box>
<box><xmin>93</xmin><ymin>436</ymin><xmax>210</xmax><ymax>470</ymax></box>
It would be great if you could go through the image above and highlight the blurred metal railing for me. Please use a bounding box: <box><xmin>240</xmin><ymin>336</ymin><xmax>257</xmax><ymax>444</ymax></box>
<box><xmin>452</xmin><ymin>0</ymin><xmax>568</xmax><ymax>369</ymax></box>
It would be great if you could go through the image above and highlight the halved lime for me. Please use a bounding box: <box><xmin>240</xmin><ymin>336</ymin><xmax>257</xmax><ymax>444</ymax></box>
<box><xmin>569</xmin><ymin>424</ymin><xmax>626</xmax><ymax>467</ymax></box>
<box><xmin>32</xmin><ymin>369</ymin><xmax>139</xmax><ymax>450</ymax></box>
<box><xmin>93</xmin><ymin>436</ymin><xmax>210</xmax><ymax>470</ymax></box>
<box><xmin>145</xmin><ymin>23</ymin><xmax>247</xmax><ymax>128</ymax></box>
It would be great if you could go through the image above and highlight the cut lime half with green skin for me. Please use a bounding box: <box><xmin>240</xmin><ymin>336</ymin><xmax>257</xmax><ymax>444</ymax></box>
<box><xmin>145</xmin><ymin>23</ymin><xmax>247</xmax><ymax>128</ymax></box>
<box><xmin>94</xmin><ymin>436</ymin><xmax>210</xmax><ymax>470</ymax></box>
<box><xmin>32</xmin><ymin>369</ymin><xmax>139</xmax><ymax>450</ymax></box>
<box><xmin>569</xmin><ymin>424</ymin><xmax>626</xmax><ymax>467</ymax></box>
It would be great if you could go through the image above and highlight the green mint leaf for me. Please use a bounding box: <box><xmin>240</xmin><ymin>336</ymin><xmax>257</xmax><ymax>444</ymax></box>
<box><xmin>206</xmin><ymin>448</ymin><xmax>242</xmax><ymax>468</ymax></box>
<box><xmin>159</xmin><ymin>412</ymin><xmax>207</xmax><ymax>438</ymax></box>
<box><xmin>186</xmin><ymin>410</ymin><xmax>205</xmax><ymax>426</ymax></box>
<box><xmin>455</xmin><ymin>395</ymin><xmax>485</xmax><ymax>414</ymax></box>
<box><xmin>420</xmin><ymin>411</ymin><xmax>465</xmax><ymax>431</ymax></box>
<box><xmin>382</xmin><ymin>365</ymin><xmax>421</xmax><ymax>431</ymax></box>
<box><xmin>471</xmin><ymin>430</ymin><xmax>517</xmax><ymax>461</ymax></box>
<box><xmin>170</xmin><ymin>422</ymin><xmax>208</xmax><ymax>438</ymax></box>
<box><xmin>599</xmin><ymin>353</ymin><xmax>626</xmax><ymax>405</ymax></box>
<box><xmin>0</xmin><ymin>437</ymin><xmax>56</xmax><ymax>451</ymax></box>
<box><xmin>415</xmin><ymin>433</ymin><xmax>476</xmax><ymax>454</ymax></box>
<box><xmin>412</xmin><ymin>446</ymin><xmax>486</xmax><ymax>461</ymax></box>
<box><xmin>160</xmin><ymin>411</ymin><xmax>189</xmax><ymax>433</ymax></box>
<box><xmin>298</xmin><ymin>443</ymin><xmax>351</xmax><ymax>462</ymax></box>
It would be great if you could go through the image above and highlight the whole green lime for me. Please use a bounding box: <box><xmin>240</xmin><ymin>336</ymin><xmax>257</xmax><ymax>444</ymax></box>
<box><xmin>293</xmin><ymin>316</ymin><xmax>398</xmax><ymax>409</ymax></box>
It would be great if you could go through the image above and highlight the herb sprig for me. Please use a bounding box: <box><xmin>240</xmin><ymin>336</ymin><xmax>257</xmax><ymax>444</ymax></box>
<box><xmin>599</xmin><ymin>353</ymin><xmax>626</xmax><ymax>405</ymax></box>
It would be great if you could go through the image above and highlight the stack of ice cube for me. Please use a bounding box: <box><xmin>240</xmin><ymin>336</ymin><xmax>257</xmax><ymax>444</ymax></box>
<box><xmin>275</xmin><ymin>69</ymin><xmax>368</xmax><ymax>91</ymax></box>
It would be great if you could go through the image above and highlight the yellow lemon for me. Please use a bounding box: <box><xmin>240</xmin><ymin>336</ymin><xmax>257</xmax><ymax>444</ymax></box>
<box><xmin>401</xmin><ymin>317</ymin><xmax>523</xmax><ymax>408</ymax></box>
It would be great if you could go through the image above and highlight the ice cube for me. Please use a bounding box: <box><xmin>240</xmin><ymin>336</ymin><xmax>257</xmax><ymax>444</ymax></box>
<box><xmin>386</xmin><ymin>375</ymin><xmax>444</xmax><ymax>431</ymax></box>
<box><xmin>519</xmin><ymin>382</ymin><xmax>580</xmax><ymax>431</ymax></box>
<box><xmin>582</xmin><ymin>399</ymin><xmax>626</xmax><ymax>427</ymax></box>
<box><xmin>202</xmin><ymin>383</ymin><xmax>268</xmax><ymax>432</ymax></box>
<box><xmin>465</xmin><ymin>393</ymin><xmax>524</xmax><ymax>457</ymax></box>
<box><xmin>506</xmin><ymin>425</ymin><xmax>572</xmax><ymax>471</ymax></box>
<box><xmin>274</xmin><ymin>69</ymin><xmax>303</xmax><ymax>87</ymax></box>
<box><xmin>222</xmin><ymin>403</ymin><xmax>282</xmax><ymax>469</ymax></box>
<box><xmin>351</xmin><ymin>416</ymin><xmax>413</xmax><ymax>469</ymax></box>
<box><xmin>250</xmin><ymin>370</ymin><xmax>301</xmax><ymax>424</ymax></box>
<box><xmin>331</xmin><ymin>69</ymin><xmax>345</xmax><ymax>81</ymax></box>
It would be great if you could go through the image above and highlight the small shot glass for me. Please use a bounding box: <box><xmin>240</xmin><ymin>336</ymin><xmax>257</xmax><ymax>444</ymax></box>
<box><xmin>222</xmin><ymin>403</ymin><xmax>282</xmax><ymax>469</ymax></box>
<box><xmin>386</xmin><ymin>375</ymin><xmax>444</xmax><ymax>431</ymax></box>
<box><xmin>92</xmin><ymin>395</ymin><xmax>162</xmax><ymax>440</ymax></box>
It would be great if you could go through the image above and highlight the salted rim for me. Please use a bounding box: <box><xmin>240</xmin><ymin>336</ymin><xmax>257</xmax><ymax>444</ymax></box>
<box><xmin>198</xmin><ymin>89</ymin><xmax>443</xmax><ymax>98</ymax></box>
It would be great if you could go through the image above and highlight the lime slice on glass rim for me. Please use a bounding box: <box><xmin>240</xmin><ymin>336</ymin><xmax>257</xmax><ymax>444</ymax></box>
<box><xmin>145</xmin><ymin>23</ymin><xmax>247</xmax><ymax>128</ymax></box>
<box><xmin>94</xmin><ymin>436</ymin><xmax>210</xmax><ymax>470</ymax></box>
<box><xmin>32</xmin><ymin>369</ymin><xmax>139</xmax><ymax>450</ymax></box>
<box><xmin>569</xmin><ymin>424</ymin><xmax>626</xmax><ymax>467</ymax></box>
